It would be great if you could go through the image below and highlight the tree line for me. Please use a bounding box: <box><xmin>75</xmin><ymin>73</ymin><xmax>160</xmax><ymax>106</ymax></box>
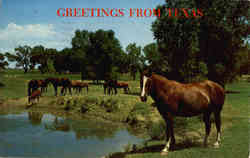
<box><xmin>0</xmin><ymin>0</ymin><xmax>249</xmax><ymax>86</ymax></box>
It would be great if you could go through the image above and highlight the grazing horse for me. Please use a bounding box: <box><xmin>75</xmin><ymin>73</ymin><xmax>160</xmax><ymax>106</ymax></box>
<box><xmin>71</xmin><ymin>80</ymin><xmax>88</xmax><ymax>94</ymax></box>
<box><xmin>38</xmin><ymin>79</ymin><xmax>48</xmax><ymax>93</ymax></box>
<box><xmin>116</xmin><ymin>82</ymin><xmax>130</xmax><ymax>94</ymax></box>
<box><xmin>45</xmin><ymin>77</ymin><xmax>72</xmax><ymax>96</ymax></box>
<box><xmin>103</xmin><ymin>79</ymin><xmax>117</xmax><ymax>95</ymax></box>
<box><xmin>28</xmin><ymin>79</ymin><xmax>40</xmax><ymax>97</ymax></box>
<box><xmin>28</xmin><ymin>79</ymin><xmax>48</xmax><ymax>97</ymax></box>
<box><xmin>28</xmin><ymin>89</ymin><xmax>42</xmax><ymax>104</ymax></box>
<box><xmin>140</xmin><ymin>71</ymin><xmax>225</xmax><ymax>155</ymax></box>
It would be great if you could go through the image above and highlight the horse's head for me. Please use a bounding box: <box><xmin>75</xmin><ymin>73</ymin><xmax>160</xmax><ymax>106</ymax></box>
<box><xmin>140</xmin><ymin>70</ymin><xmax>152</xmax><ymax>102</ymax></box>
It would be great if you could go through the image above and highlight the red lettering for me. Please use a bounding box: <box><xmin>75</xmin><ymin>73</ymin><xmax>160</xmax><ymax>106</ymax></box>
<box><xmin>196</xmin><ymin>9</ymin><xmax>204</xmax><ymax>17</ymax></box>
<box><xmin>153</xmin><ymin>8</ymin><xmax>161</xmax><ymax>17</ymax></box>
<box><xmin>97</xmin><ymin>8</ymin><xmax>101</xmax><ymax>17</ymax></box>
<box><xmin>129</xmin><ymin>8</ymin><xmax>134</xmax><ymax>17</ymax></box>
<box><xmin>57</xmin><ymin>8</ymin><xmax>65</xmax><ymax>16</ymax></box>
<box><xmin>182</xmin><ymin>8</ymin><xmax>189</xmax><ymax>18</ymax></box>
<box><xmin>74</xmin><ymin>8</ymin><xmax>81</xmax><ymax>17</ymax></box>
<box><xmin>166</xmin><ymin>8</ymin><xmax>172</xmax><ymax>17</ymax></box>
<box><xmin>102</xmin><ymin>8</ymin><xmax>109</xmax><ymax>16</ymax></box>
<box><xmin>144</xmin><ymin>8</ymin><xmax>152</xmax><ymax>17</ymax></box>
<box><xmin>66</xmin><ymin>8</ymin><xmax>73</xmax><ymax>16</ymax></box>
<box><xmin>91</xmin><ymin>8</ymin><xmax>95</xmax><ymax>17</ymax></box>
<box><xmin>110</xmin><ymin>9</ymin><xmax>116</xmax><ymax>17</ymax></box>
<box><xmin>118</xmin><ymin>8</ymin><xmax>125</xmax><ymax>17</ymax></box>
<box><xmin>175</xmin><ymin>8</ymin><xmax>178</xmax><ymax>17</ymax></box>
<box><xmin>139</xmin><ymin>8</ymin><xmax>143</xmax><ymax>17</ymax></box>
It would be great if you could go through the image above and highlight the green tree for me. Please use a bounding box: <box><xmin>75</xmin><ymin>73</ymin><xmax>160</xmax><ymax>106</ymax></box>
<box><xmin>0</xmin><ymin>53</ymin><xmax>8</xmax><ymax>70</ymax></box>
<box><xmin>6</xmin><ymin>45</ymin><xmax>32</xmax><ymax>73</ymax></box>
<box><xmin>71</xmin><ymin>29</ymin><xmax>123</xmax><ymax>82</ymax></box>
<box><xmin>152</xmin><ymin>0</ymin><xmax>250</xmax><ymax>86</ymax></box>
<box><xmin>126</xmin><ymin>43</ymin><xmax>144</xmax><ymax>80</ymax></box>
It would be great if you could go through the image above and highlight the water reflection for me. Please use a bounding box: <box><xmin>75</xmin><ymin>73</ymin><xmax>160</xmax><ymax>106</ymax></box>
<box><xmin>28</xmin><ymin>111</ymin><xmax>44</xmax><ymax>126</ymax></box>
<box><xmin>0</xmin><ymin>111</ymin><xmax>143</xmax><ymax>158</ymax></box>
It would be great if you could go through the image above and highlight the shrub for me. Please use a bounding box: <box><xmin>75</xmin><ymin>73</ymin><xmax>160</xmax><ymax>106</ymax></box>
<box><xmin>146</xmin><ymin>120</ymin><xmax>166</xmax><ymax>140</ymax></box>
<box><xmin>100</xmin><ymin>98</ymin><xmax>119</xmax><ymax>112</ymax></box>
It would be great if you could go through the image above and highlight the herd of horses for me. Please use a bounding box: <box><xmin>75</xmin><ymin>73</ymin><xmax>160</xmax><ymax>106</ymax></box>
<box><xmin>27</xmin><ymin>77</ymin><xmax>130</xmax><ymax>103</ymax></box>
<box><xmin>27</xmin><ymin>70</ymin><xmax>226</xmax><ymax>155</ymax></box>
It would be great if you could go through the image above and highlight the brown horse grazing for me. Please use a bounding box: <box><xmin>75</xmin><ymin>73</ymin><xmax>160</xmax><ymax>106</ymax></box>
<box><xmin>45</xmin><ymin>77</ymin><xmax>72</xmax><ymax>96</ymax></box>
<box><xmin>71</xmin><ymin>80</ymin><xmax>88</xmax><ymax>94</ymax></box>
<box><xmin>28</xmin><ymin>89</ymin><xmax>42</xmax><ymax>104</ymax></box>
<box><xmin>116</xmin><ymin>82</ymin><xmax>130</xmax><ymax>94</ymax></box>
<box><xmin>38</xmin><ymin>79</ymin><xmax>48</xmax><ymax>93</ymax></box>
<box><xmin>28</xmin><ymin>79</ymin><xmax>48</xmax><ymax>97</ymax></box>
<box><xmin>140</xmin><ymin>72</ymin><xmax>225</xmax><ymax>154</ymax></box>
<box><xmin>28</xmin><ymin>79</ymin><xmax>40</xmax><ymax>97</ymax></box>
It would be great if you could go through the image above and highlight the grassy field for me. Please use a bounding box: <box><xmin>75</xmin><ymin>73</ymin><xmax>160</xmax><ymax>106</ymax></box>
<box><xmin>0</xmin><ymin>70</ymin><xmax>249</xmax><ymax>158</ymax></box>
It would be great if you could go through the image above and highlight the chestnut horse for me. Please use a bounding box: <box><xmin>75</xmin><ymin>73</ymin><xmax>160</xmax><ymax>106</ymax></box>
<box><xmin>140</xmin><ymin>71</ymin><xmax>225</xmax><ymax>155</ymax></box>
<box><xmin>116</xmin><ymin>82</ymin><xmax>130</xmax><ymax>94</ymax></box>
<box><xmin>71</xmin><ymin>80</ymin><xmax>89</xmax><ymax>94</ymax></box>
<box><xmin>28</xmin><ymin>89</ymin><xmax>41</xmax><ymax>104</ymax></box>
<box><xmin>45</xmin><ymin>77</ymin><xmax>72</xmax><ymax>96</ymax></box>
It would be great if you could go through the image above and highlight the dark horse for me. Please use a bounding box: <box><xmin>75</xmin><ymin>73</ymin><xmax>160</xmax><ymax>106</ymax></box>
<box><xmin>28</xmin><ymin>79</ymin><xmax>48</xmax><ymax>97</ymax></box>
<box><xmin>71</xmin><ymin>80</ymin><xmax>89</xmax><ymax>94</ymax></box>
<box><xmin>28</xmin><ymin>79</ymin><xmax>40</xmax><ymax>97</ymax></box>
<box><xmin>103</xmin><ymin>79</ymin><xmax>117</xmax><ymax>95</ymax></box>
<box><xmin>140</xmin><ymin>71</ymin><xmax>225</xmax><ymax>155</ymax></box>
<box><xmin>45</xmin><ymin>77</ymin><xmax>72</xmax><ymax>96</ymax></box>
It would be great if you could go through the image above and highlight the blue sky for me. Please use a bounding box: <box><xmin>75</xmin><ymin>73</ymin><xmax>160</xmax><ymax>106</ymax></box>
<box><xmin>0</xmin><ymin>0</ymin><xmax>165</xmax><ymax>54</ymax></box>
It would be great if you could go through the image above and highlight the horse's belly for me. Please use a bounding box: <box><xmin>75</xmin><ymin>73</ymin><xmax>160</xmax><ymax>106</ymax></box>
<box><xmin>174</xmin><ymin>103</ymin><xmax>207</xmax><ymax>117</ymax></box>
<box><xmin>175</xmin><ymin>111</ymin><xmax>201</xmax><ymax>117</ymax></box>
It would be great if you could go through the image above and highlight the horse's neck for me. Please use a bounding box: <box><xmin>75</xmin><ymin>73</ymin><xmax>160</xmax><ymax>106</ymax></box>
<box><xmin>151</xmin><ymin>74</ymin><xmax>173</xmax><ymax>95</ymax></box>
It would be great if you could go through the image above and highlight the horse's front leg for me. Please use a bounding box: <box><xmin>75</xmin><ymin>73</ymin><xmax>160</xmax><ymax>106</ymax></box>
<box><xmin>69</xmin><ymin>87</ymin><xmax>72</xmax><ymax>95</ymax></box>
<box><xmin>60</xmin><ymin>87</ymin><xmax>65</xmax><ymax>96</ymax></box>
<box><xmin>161</xmin><ymin>113</ymin><xmax>175</xmax><ymax>155</ymax></box>
<box><xmin>54</xmin><ymin>85</ymin><xmax>58</xmax><ymax>96</ymax></box>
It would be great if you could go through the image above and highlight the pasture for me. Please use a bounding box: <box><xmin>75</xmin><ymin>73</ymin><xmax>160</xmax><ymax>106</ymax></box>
<box><xmin>0</xmin><ymin>70</ymin><xmax>249</xmax><ymax>158</ymax></box>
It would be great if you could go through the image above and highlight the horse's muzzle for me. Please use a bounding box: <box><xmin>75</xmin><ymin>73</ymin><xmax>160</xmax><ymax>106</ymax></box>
<box><xmin>140</xmin><ymin>96</ymin><xmax>147</xmax><ymax>102</ymax></box>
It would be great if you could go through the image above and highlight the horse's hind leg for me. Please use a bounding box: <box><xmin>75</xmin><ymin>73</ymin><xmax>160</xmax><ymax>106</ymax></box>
<box><xmin>214</xmin><ymin>110</ymin><xmax>222</xmax><ymax>148</ymax></box>
<box><xmin>203</xmin><ymin>112</ymin><xmax>212</xmax><ymax>147</ymax></box>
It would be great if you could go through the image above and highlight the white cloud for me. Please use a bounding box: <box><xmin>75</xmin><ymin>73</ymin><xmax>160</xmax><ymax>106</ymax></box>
<box><xmin>0</xmin><ymin>22</ymin><xmax>71</xmax><ymax>53</ymax></box>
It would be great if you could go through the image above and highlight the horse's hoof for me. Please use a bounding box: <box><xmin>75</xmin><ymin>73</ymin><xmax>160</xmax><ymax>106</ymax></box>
<box><xmin>160</xmin><ymin>151</ymin><xmax>168</xmax><ymax>156</ymax></box>
<box><xmin>213</xmin><ymin>142</ymin><xmax>220</xmax><ymax>148</ymax></box>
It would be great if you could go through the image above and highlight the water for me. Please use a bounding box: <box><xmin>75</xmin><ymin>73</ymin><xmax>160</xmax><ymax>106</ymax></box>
<box><xmin>0</xmin><ymin>112</ymin><xmax>143</xmax><ymax>158</ymax></box>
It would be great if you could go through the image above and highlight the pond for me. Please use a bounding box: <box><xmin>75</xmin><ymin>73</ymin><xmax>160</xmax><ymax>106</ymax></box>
<box><xmin>0</xmin><ymin>111</ymin><xmax>144</xmax><ymax>158</ymax></box>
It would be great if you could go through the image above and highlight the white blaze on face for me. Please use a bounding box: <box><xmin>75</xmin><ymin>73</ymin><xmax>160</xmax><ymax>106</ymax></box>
<box><xmin>141</xmin><ymin>76</ymin><xmax>148</xmax><ymax>97</ymax></box>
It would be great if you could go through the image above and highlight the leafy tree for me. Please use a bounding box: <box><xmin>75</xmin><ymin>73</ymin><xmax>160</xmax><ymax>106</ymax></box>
<box><xmin>6</xmin><ymin>45</ymin><xmax>32</xmax><ymax>73</ymax></box>
<box><xmin>126</xmin><ymin>43</ymin><xmax>144</xmax><ymax>80</ymax></box>
<box><xmin>0</xmin><ymin>53</ymin><xmax>8</xmax><ymax>70</ymax></box>
<box><xmin>71</xmin><ymin>29</ymin><xmax>123</xmax><ymax>82</ymax></box>
<box><xmin>53</xmin><ymin>48</ymin><xmax>72</xmax><ymax>74</ymax></box>
<box><xmin>152</xmin><ymin>0</ymin><xmax>250</xmax><ymax>86</ymax></box>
